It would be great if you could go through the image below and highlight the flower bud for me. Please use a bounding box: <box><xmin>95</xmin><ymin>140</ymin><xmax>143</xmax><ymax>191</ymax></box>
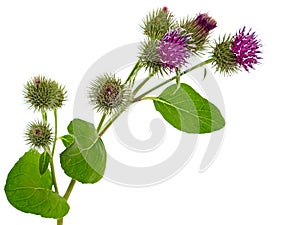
<box><xmin>142</xmin><ymin>7</ymin><xmax>176</xmax><ymax>40</ymax></box>
<box><xmin>139</xmin><ymin>39</ymin><xmax>163</xmax><ymax>74</ymax></box>
<box><xmin>23</xmin><ymin>76</ymin><xmax>66</xmax><ymax>111</ymax></box>
<box><xmin>180</xmin><ymin>12</ymin><xmax>217</xmax><ymax>53</ymax></box>
<box><xmin>88</xmin><ymin>74</ymin><xmax>132</xmax><ymax>114</ymax></box>
<box><xmin>25</xmin><ymin>121</ymin><xmax>53</xmax><ymax>148</ymax></box>
<box><xmin>210</xmin><ymin>35</ymin><xmax>240</xmax><ymax>75</ymax></box>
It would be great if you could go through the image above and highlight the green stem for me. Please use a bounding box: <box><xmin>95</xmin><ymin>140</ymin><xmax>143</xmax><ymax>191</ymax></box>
<box><xmin>174</xmin><ymin>69</ymin><xmax>181</xmax><ymax>94</ymax></box>
<box><xmin>49</xmin><ymin>149</ymin><xmax>59</xmax><ymax>193</ymax></box>
<box><xmin>41</xmin><ymin>109</ymin><xmax>47</xmax><ymax>123</ymax></box>
<box><xmin>132</xmin><ymin>76</ymin><xmax>152</xmax><ymax>96</ymax></box>
<box><xmin>140</xmin><ymin>96</ymin><xmax>156</xmax><ymax>101</ymax></box>
<box><xmin>52</xmin><ymin>109</ymin><xmax>58</xmax><ymax>157</ymax></box>
<box><xmin>125</xmin><ymin>61</ymin><xmax>142</xmax><ymax>86</ymax></box>
<box><xmin>133</xmin><ymin>78</ymin><xmax>171</xmax><ymax>102</ymax></box>
<box><xmin>133</xmin><ymin>59</ymin><xmax>213</xmax><ymax>101</ymax></box>
<box><xmin>96</xmin><ymin>113</ymin><xmax>107</xmax><ymax>133</ymax></box>
<box><xmin>57</xmin><ymin>218</ymin><xmax>63</xmax><ymax>225</ymax></box>
<box><xmin>57</xmin><ymin>178</ymin><xmax>76</xmax><ymax>225</ymax></box>
<box><xmin>42</xmin><ymin>109</ymin><xmax>61</xmax><ymax>223</ymax></box>
<box><xmin>181</xmin><ymin>58</ymin><xmax>213</xmax><ymax>75</ymax></box>
<box><xmin>98</xmin><ymin>110</ymin><xmax>124</xmax><ymax>137</ymax></box>
<box><xmin>63</xmin><ymin>179</ymin><xmax>76</xmax><ymax>201</ymax></box>
<box><xmin>50</xmin><ymin>109</ymin><xmax>59</xmax><ymax>193</ymax></box>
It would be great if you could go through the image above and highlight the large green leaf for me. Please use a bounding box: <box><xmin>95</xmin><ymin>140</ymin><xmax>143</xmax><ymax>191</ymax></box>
<box><xmin>60</xmin><ymin>119</ymin><xmax>106</xmax><ymax>184</ymax></box>
<box><xmin>4</xmin><ymin>149</ymin><xmax>69</xmax><ymax>219</ymax></box>
<box><xmin>153</xmin><ymin>83</ymin><xmax>225</xmax><ymax>133</ymax></box>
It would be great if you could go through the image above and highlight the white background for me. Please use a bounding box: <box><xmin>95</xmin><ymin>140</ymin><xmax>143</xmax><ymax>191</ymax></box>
<box><xmin>1</xmin><ymin>0</ymin><xmax>300</xmax><ymax>224</ymax></box>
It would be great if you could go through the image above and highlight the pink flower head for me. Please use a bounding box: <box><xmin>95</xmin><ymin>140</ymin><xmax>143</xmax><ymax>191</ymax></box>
<box><xmin>158</xmin><ymin>30</ymin><xmax>191</xmax><ymax>70</ymax></box>
<box><xmin>231</xmin><ymin>27</ymin><xmax>262</xmax><ymax>71</ymax></box>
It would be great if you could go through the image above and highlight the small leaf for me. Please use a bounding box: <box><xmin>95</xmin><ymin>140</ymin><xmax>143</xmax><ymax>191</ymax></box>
<box><xmin>203</xmin><ymin>68</ymin><xmax>207</xmax><ymax>80</ymax></box>
<box><xmin>4</xmin><ymin>149</ymin><xmax>69</xmax><ymax>219</ymax></box>
<box><xmin>39</xmin><ymin>151</ymin><xmax>50</xmax><ymax>175</ymax></box>
<box><xmin>60</xmin><ymin>119</ymin><xmax>107</xmax><ymax>184</ymax></box>
<box><xmin>61</xmin><ymin>134</ymin><xmax>74</xmax><ymax>148</ymax></box>
<box><xmin>153</xmin><ymin>83</ymin><xmax>225</xmax><ymax>133</ymax></box>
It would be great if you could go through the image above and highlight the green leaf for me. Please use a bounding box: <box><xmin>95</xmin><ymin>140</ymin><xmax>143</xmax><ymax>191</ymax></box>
<box><xmin>4</xmin><ymin>149</ymin><xmax>69</xmax><ymax>219</ymax></box>
<box><xmin>60</xmin><ymin>134</ymin><xmax>74</xmax><ymax>148</ymax></box>
<box><xmin>39</xmin><ymin>151</ymin><xmax>50</xmax><ymax>175</ymax></box>
<box><xmin>60</xmin><ymin>119</ymin><xmax>106</xmax><ymax>184</ymax></box>
<box><xmin>153</xmin><ymin>83</ymin><xmax>225</xmax><ymax>133</ymax></box>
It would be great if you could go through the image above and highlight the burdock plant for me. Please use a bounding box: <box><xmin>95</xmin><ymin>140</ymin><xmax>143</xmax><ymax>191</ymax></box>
<box><xmin>4</xmin><ymin>7</ymin><xmax>262</xmax><ymax>225</ymax></box>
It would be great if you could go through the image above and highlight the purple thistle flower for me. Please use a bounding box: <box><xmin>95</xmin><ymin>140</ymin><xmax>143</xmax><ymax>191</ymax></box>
<box><xmin>158</xmin><ymin>30</ymin><xmax>191</xmax><ymax>70</ymax></box>
<box><xmin>231</xmin><ymin>27</ymin><xmax>262</xmax><ymax>71</ymax></box>
<box><xmin>195</xmin><ymin>13</ymin><xmax>217</xmax><ymax>33</ymax></box>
